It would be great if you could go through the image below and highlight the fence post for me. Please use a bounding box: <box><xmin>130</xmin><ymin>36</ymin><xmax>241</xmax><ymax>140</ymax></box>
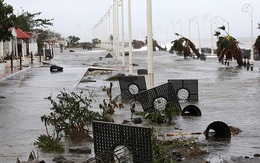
<box><xmin>19</xmin><ymin>53</ymin><xmax>22</xmax><ymax>67</ymax></box>
<box><xmin>30</xmin><ymin>52</ymin><xmax>33</xmax><ymax>64</ymax></box>
<box><xmin>10</xmin><ymin>51</ymin><xmax>13</xmax><ymax>70</ymax></box>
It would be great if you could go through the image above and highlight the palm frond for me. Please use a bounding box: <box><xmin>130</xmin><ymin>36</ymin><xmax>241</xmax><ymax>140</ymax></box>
<box><xmin>214</xmin><ymin>31</ymin><xmax>221</xmax><ymax>37</ymax></box>
<box><xmin>253</xmin><ymin>35</ymin><xmax>260</xmax><ymax>56</ymax></box>
<box><xmin>172</xmin><ymin>38</ymin><xmax>184</xmax><ymax>53</ymax></box>
<box><xmin>215</xmin><ymin>31</ymin><xmax>243</xmax><ymax>66</ymax></box>
<box><xmin>189</xmin><ymin>41</ymin><xmax>200</xmax><ymax>57</ymax></box>
<box><xmin>218</xmin><ymin>25</ymin><xmax>225</xmax><ymax>31</ymax></box>
<box><xmin>183</xmin><ymin>47</ymin><xmax>191</xmax><ymax>57</ymax></box>
<box><xmin>170</xmin><ymin>35</ymin><xmax>200</xmax><ymax>58</ymax></box>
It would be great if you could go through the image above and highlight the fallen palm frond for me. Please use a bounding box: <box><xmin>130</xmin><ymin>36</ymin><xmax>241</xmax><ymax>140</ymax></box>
<box><xmin>214</xmin><ymin>26</ymin><xmax>243</xmax><ymax>66</ymax></box>
<box><xmin>253</xmin><ymin>35</ymin><xmax>260</xmax><ymax>56</ymax></box>
<box><xmin>171</xmin><ymin>33</ymin><xmax>200</xmax><ymax>58</ymax></box>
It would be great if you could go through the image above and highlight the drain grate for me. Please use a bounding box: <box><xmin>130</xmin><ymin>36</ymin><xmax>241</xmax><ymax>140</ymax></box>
<box><xmin>168</xmin><ymin>79</ymin><xmax>198</xmax><ymax>101</ymax></box>
<box><xmin>118</xmin><ymin>76</ymin><xmax>147</xmax><ymax>100</ymax></box>
<box><xmin>135</xmin><ymin>82</ymin><xmax>181</xmax><ymax>112</ymax></box>
<box><xmin>92</xmin><ymin>121</ymin><xmax>152</xmax><ymax>163</ymax></box>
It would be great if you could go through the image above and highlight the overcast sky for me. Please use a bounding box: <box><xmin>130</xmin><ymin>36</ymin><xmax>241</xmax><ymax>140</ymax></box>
<box><xmin>4</xmin><ymin>0</ymin><xmax>260</xmax><ymax>44</ymax></box>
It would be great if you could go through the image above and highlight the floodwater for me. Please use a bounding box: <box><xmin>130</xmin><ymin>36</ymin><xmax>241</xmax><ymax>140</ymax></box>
<box><xmin>0</xmin><ymin>48</ymin><xmax>259</xmax><ymax>163</ymax></box>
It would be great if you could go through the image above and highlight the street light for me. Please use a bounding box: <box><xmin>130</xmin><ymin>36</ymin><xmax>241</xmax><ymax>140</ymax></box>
<box><xmin>117</xmin><ymin>0</ymin><xmax>120</xmax><ymax>59</ymax></box>
<box><xmin>120</xmin><ymin>0</ymin><xmax>125</xmax><ymax>67</ymax></box>
<box><xmin>112</xmin><ymin>0</ymin><xmax>120</xmax><ymax>57</ymax></box>
<box><xmin>242</xmin><ymin>3</ymin><xmax>254</xmax><ymax>64</ymax></box>
<box><xmin>112</xmin><ymin>1</ymin><xmax>116</xmax><ymax>53</ymax></box>
<box><xmin>203</xmin><ymin>13</ymin><xmax>214</xmax><ymax>55</ymax></box>
<box><xmin>105</xmin><ymin>12</ymin><xmax>110</xmax><ymax>49</ymax></box>
<box><xmin>147</xmin><ymin>0</ymin><xmax>154</xmax><ymax>89</ymax></box>
<box><xmin>128</xmin><ymin>0</ymin><xmax>133</xmax><ymax>75</ymax></box>
<box><xmin>100</xmin><ymin>19</ymin><xmax>104</xmax><ymax>48</ymax></box>
<box><xmin>107</xmin><ymin>11</ymin><xmax>111</xmax><ymax>50</ymax></box>
<box><xmin>213</xmin><ymin>16</ymin><xmax>230</xmax><ymax>34</ymax></box>
<box><xmin>191</xmin><ymin>16</ymin><xmax>201</xmax><ymax>54</ymax></box>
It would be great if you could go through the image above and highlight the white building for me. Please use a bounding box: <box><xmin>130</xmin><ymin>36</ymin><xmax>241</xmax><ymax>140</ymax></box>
<box><xmin>0</xmin><ymin>27</ymin><xmax>33</xmax><ymax>69</ymax></box>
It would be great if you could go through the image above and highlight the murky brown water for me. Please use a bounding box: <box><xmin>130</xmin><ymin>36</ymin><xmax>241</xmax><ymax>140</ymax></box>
<box><xmin>0</xmin><ymin>48</ymin><xmax>259</xmax><ymax>162</ymax></box>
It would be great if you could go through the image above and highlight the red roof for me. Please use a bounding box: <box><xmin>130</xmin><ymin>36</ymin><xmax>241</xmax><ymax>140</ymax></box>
<box><xmin>16</xmin><ymin>28</ymin><xmax>29</xmax><ymax>39</ymax></box>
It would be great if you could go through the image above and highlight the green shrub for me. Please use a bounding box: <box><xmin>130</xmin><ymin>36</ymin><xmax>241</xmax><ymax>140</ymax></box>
<box><xmin>34</xmin><ymin>134</ymin><xmax>64</xmax><ymax>152</ymax></box>
<box><xmin>35</xmin><ymin>89</ymin><xmax>104</xmax><ymax>152</ymax></box>
<box><xmin>42</xmin><ymin>89</ymin><xmax>103</xmax><ymax>137</ymax></box>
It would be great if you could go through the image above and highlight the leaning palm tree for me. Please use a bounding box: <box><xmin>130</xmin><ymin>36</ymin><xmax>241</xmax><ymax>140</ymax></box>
<box><xmin>214</xmin><ymin>26</ymin><xmax>243</xmax><ymax>66</ymax></box>
<box><xmin>253</xmin><ymin>23</ymin><xmax>260</xmax><ymax>56</ymax></box>
<box><xmin>170</xmin><ymin>33</ymin><xmax>200</xmax><ymax>58</ymax></box>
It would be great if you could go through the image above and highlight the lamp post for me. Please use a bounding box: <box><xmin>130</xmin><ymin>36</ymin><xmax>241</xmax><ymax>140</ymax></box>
<box><xmin>107</xmin><ymin>11</ymin><xmax>111</xmax><ymax>50</ymax></box>
<box><xmin>213</xmin><ymin>16</ymin><xmax>230</xmax><ymax>34</ymax></box>
<box><xmin>111</xmin><ymin>0</ymin><xmax>120</xmax><ymax>58</ymax></box>
<box><xmin>147</xmin><ymin>0</ymin><xmax>154</xmax><ymax>89</ymax></box>
<box><xmin>116</xmin><ymin>0</ymin><xmax>120</xmax><ymax>60</ymax></box>
<box><xmin>106</xmin><ymin>12</ymin><xmax>110</xmax><ymax>49</ymax></box>
<box><xmin>120</xmin><ymin>0</ymin><xmax>125</xmax><ymax>67</ymax></box>
<box><xmin>102</xmin><ymin>20</ymin><xmax>105</xmax><ymax>48</ymax></box>
<box><xmin>100</xmin><ymin>21</ymin><xmax>103</xmax><ymax>47</ymax></box>
<box><xmin>113</xmin><ymin>0</ymin><xmax>116</xmax><ymax>53</ymax></box>
<box><xmin>242</xmin><ymin>4</ymin><xmax>254</xmax><ymax>64</ymax></box>
<box><xmin>203</xmin><ymin>13</ymin><xmax>214</xmax><ymax>55</ymax></box>
<box><xmin>176</xmin><ymin>20</ymin><xmax>182</xmax><ymax>35</ymax></box>
<box><xmin>191</xmin><ymin>16</ymin><xmax>201</xmax><ymax>54</ymax></box>
<box><xmin>128</xmin><ymin>0</ymin><xmax>133</xmax><ymax>75</ymax></box>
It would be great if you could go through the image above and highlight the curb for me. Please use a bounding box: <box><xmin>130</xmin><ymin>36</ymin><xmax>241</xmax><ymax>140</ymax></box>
<box><xmin>0</xmin><ymin>66</ymin><xmax>32</xmax><ymax>82</ymax></box>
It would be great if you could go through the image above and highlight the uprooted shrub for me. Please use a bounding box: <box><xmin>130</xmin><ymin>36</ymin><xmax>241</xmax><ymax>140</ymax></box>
<box><xmin>99</xmin><ymin>82</ymin><xmax>124</xmax><ymax>122</ymax></box>
<box><xmin>35</xmin><ymin>89</ymin><xmax>104</xmax><ymax>152</ymax></box>
<box><xmin>43</xmin><ymin>89</ymin><xmax>103</xmax><ymax>136</ymax></box>
<box><xmin>35</xmin><ymin>83</ymin><xmax>124</xmax><ymax>152</ymax></box>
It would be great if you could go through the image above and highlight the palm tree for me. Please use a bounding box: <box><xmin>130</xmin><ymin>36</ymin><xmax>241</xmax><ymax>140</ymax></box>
<box><xmin>170</xmin><ymin>33</ymin><xmax>200</xmax><ymax>58</ymax></box>
<box><xmin>214</xmin><ymin>26</ymin><xmax>243</xmax><ymax>66</ymax></box>
<box><xmin>253</xmin><ymin>23</ymin><xmax>260</xmax><ymax>56</ymax></box>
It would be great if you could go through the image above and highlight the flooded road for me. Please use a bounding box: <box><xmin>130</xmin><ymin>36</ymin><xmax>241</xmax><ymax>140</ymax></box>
<box><xmin>0</xmin><ymin>48</ymin><xmax>259</xmax><ymax>162</ymax></box>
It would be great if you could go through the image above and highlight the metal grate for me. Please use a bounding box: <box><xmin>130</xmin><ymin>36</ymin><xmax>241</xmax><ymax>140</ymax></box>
<box><xmin>92</xmin><ymin>121</ymin><xmax>152</xmax><ymax>163</ymax></box>
<box><xmin>168</xmin><ymin>79</ymin><xmax>198</xmax><ymax>101</ymax></box>
<box><xmin>135</xmin><ymin>82</ymin><xmax>181</xmax><ymax>112</ymax></box>
<box><xmin>93</xmin><ymin>122</ymin><xmax>121</xmax><ymax>154</ymax></box>
<box><xmin>118</xmin><ymin>76</ymin><xmax>147</xmax><ymax>100</ymax></box>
